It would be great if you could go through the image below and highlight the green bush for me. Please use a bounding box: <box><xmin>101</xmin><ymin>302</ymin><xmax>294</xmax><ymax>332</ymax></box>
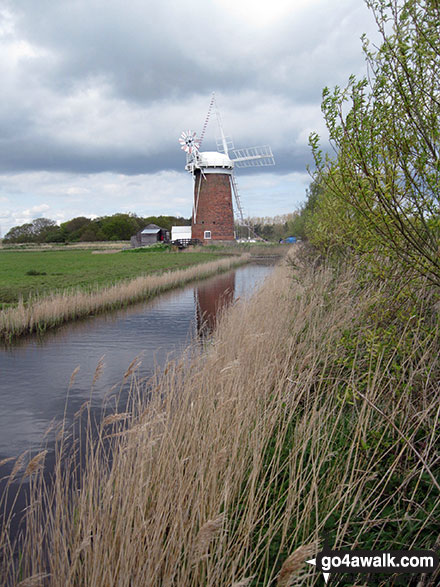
<box><xmin>309</xmin><ymin>0</ymin><xmax>440</xmax><ymax>286</ymax></box>
<box><xmin>25</xmin><ymin>269</ymin><xmax>47</xmax><ymax>276</ymax></box>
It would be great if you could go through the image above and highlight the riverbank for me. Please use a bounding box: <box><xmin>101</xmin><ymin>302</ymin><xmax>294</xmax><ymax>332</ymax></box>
<box><xmin>1</xmin><ymin>247</ymin><xmax>438</xmax><ymax>585</ymax></box>
<box><xmin>0</xmin><ymin>248</ymin><xmax>228</xmax><ymax>306</ymax></box>
<box><xmin>0</xmin><ymin>254</ymin><xmax>249</xmax><ymax>339</ymax></box>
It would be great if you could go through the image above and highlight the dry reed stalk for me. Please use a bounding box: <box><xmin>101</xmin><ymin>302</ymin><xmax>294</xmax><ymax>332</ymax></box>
<box><xmin>23</xmin><ymin>451</ymin><xmax>48</xmax><ymax>478</ymax></box>
<box><xmin>92</xmin><ymin>355</ymin><xmax>106</xmax><ymax>386</ymax></box>
<box><xmin>0</xmin><ymin>457</ymin><xmax>15</xmax><ymax>468</ymax></box>
<box><xmin>194</xmin><ymin>514</ymin><xmax>226</xmax><ymax>559</ymax></box>
<box><xmin>8</xmin><ymin>451</ymin><xmax>28</xmax><ymax>482</ymax></box>
<box><xmin>102</xmin><ymin>412</ymin><xmax>130</xmax><ymax>426</ymax></box>
<box><xmin>68</xmin><ymin>365</ymin><xmax>81</xmax><ymax>388</ymax></box>
<box><xmin>16</xmin><ymin>573</ymin><xmax>51</xmax><ymax>586</ymax></box>
<box><xmin>231</xmin><ymin>577</ymin><xmax>256</xmax><ymax>586</ymax></box>
<box><xmin>276</xmin><ymin>544</ymin><xmax>317</xmax><ymax>586</ymax></box>
<box><xmin>1</xmin><ymin>249</ymin><xmax>439</xmax><ymax>586</ymax></box>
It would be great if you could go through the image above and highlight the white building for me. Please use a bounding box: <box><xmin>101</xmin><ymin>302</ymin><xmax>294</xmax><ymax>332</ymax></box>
<box><xmin>171</xmin><ymin>226</ymin><xmax>192</xmax><ymax>241</ymax></box>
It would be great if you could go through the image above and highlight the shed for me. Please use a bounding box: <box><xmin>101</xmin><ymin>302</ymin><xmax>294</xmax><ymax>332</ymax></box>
<box><xmin>130</xmin><ymin>224</ymin><xmax>169</xmax><ymax>248</ymax></box>
<box><xmin>171</xmin><ymin>226</ymin><xmax>192</xmax><ymax>241</ymax></box>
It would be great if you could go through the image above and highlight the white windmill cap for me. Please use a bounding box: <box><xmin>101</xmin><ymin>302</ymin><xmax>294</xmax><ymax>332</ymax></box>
<box><xmin>197</xmin><ymin>151</ymin><xmax>233</xmax><ymax>168</ymax></box>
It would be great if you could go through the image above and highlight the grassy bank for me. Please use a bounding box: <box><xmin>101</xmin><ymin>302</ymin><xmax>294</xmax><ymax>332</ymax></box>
<box><xmin>0</xmin><ymin>241</ymin><xmax>130</xmax><ymax>251</ymax></box>
<box><xmin>185</xmin><ymin>242</ymin><xmax>289</xmax><ymax>257</ymax></box>
<box><xmin>1</xmin><ymin>247</ymin><xmax>438</xmax><ymax>585</ymax></box>
<box><xmin>0</xmin><ymin>255</ymin><xmax>249</xmax><ymax>339</ymax></box>
<box><xmin>0</xmin><ymin>248</ymin><xmax>225</xmax><ymax>306</ymax></box>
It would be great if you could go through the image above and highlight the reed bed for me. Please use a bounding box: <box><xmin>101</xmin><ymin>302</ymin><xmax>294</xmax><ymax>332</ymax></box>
<box><xmin>0</xmin><ymin>254</ymin><xmax>249</xmax><ymax>339</ymax></box>
<box><xmin>1</xmin><ymin>248</ymin><xmax>439</xmax><ymax>585</ymax></box>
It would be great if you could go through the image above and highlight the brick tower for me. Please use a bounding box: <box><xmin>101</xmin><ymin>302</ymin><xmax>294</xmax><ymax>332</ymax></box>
<box><xmin>191</xmin><ymin>151</ymin><xmax>235</xmax><ymax>243</ymax></box>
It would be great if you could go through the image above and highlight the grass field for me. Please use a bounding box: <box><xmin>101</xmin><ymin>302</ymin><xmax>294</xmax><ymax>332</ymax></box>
<box><xmin>0</xmin><ymin>249</ymin><xmax>222</xmax><ymax>306</ymax></box>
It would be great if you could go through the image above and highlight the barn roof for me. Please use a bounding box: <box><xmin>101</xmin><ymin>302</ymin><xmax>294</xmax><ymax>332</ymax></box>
<box><xmin>141</xmin><ymin>223</ymin><xmax>163</xmax><ymax>234</ymax></box>
<box><xmin>141</xmin><ymin>228</ymin><xmax>161</xmax><ymax>234</ymax></box>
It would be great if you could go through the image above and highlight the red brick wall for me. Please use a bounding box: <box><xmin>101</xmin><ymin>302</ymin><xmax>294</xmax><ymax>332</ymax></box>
<box><xmin>192</xmin><ymin>171</ymin><xmax>235</xmax><ymax>241</ymax></box>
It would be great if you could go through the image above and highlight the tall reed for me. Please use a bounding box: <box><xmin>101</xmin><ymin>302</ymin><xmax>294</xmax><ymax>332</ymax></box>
<box><xmin>0</xmin><ymin>255</ymin><xmax>249</xmax><ymax>339</ymax></box>
<box><xmin>1</xmin><ymin>248</ymin><xmax>438</xmax><ymax>585</ymax></box>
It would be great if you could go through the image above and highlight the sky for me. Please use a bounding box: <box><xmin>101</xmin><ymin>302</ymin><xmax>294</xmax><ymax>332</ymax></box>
<box><xmin>0</xmin><ymin>0</ymin><xmax>380</xmax><ymax>235</ymax></box>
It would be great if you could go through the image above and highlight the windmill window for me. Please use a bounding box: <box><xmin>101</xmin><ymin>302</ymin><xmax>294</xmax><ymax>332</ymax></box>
<box><xmin>204</xmin><ymin>231</ymin><xmax>212</xmax><ymax>239</ymax></box>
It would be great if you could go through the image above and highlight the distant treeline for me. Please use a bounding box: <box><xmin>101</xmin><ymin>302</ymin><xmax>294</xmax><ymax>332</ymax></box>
<box><xmin>240</xmin><ymin>212</ymin><xmax>307</xmax><ymax>241</ymax></box>
<box><xmin>4</xmin><ymin>212</ymin><xmax>308</xmax><ymax>244</ymax></box>
<box><xmin>3</xmin><ymin>214</ymin><xmax>191</xmax><ymax>244</ymax></box>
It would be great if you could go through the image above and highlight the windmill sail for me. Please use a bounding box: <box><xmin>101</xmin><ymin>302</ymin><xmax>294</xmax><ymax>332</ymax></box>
<box><xmin>230</xmin><ymin>145</ymin><xmax>275</xmax><ymax>168</ymax></box>
<box><xmin>216</xmin><ymin>135</ymin><xmax>235</xmax><ymax>154</ymax></box>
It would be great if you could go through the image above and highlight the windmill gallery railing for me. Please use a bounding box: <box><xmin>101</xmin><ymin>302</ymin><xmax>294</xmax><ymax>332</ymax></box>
<box><xmin>171</xmin><ymin>238</ymin><xmax>202</xmax><ymax>249</ymax></box>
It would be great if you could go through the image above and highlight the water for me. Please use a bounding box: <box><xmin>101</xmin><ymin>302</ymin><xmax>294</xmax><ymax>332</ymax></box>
<box><xmin>0</xmin><ymin>263</ymin><xmax>273</xmax><ymax>461</ymax></box>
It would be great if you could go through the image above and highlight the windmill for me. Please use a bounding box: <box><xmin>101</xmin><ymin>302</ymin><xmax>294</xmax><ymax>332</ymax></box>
<box><xmin>179</xmin><ymin>93</ymin><xmax>275</xmax><ymax>242</ymax></box>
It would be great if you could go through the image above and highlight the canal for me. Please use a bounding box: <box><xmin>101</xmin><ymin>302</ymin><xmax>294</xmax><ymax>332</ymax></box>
<box><xmin>0</xmin><ymin>262</ymin><xmax>273</xmax><ymax>469</ymax></box>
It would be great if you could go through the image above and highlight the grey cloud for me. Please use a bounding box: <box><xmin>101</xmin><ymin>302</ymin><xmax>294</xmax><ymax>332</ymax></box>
<box><xmin>9</xmin><ymin>0</ymin><xmax>375</xmax><ymax>104</ymax></box>
<box><xmin>11</xmin><ymin>0</ymin><xmax>258</xmax><ymax>102</ymax></box>
<box><xmin>0</xmin><ymin>0</ymin><xmax>378</xmax><ymax>180</ymax></box>
<box><xmin>0</xmin><ymin>131</ymin><xmax>307</xmax><ymax>175</ymax></box>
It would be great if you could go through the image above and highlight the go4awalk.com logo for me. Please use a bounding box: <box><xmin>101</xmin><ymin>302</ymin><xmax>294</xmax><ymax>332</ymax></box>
<box><xmin>306</xmin><ymin>547</ymin><xmax>439</xmax><ymax>584</ymax></box>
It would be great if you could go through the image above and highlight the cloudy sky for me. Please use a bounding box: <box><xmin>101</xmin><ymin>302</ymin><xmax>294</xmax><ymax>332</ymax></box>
<box><xmin>0</xmin><ymin>0</ymin><xmax>380</xmax><ymax>235</ymax></box>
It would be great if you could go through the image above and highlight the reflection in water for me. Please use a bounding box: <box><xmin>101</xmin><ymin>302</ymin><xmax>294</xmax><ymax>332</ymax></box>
<box><xmin>195</xmin><ymin>272</ymin><xmax>235</xmax><ymax>336</ymax></box>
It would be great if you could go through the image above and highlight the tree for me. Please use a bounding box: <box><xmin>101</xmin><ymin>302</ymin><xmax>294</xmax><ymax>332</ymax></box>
<box><xmin>4</xmin><ymin>223</ymin><xmax>34</xmax><ymax>243</ymax></box>
<box><xmin>31</xmin><ymin>218</ymin><xmax>58</xmax><ymax>242</ymax></box>
<box><xmin>4</xmin><ymin>218</ymin><xmax>58</xmax><ymax>243</ymax></box>
<box><xmin>98</xmin><ymin>214</ymin><xmax>140</xmax><ymax>241</ymax></box>
<box><xmin>60</xmin><ymin>217</ymin><xmax>92</xmax><ymax>241</ymax></box>
<box><xmin>287</xmin><ymin>180</ymin><xmax>323</xmax><ymax>240</ymax></box>
<box><xmin>310</xmin><ymin>0</ymin><xmax>440</xmax><ymax>284</ymax></box>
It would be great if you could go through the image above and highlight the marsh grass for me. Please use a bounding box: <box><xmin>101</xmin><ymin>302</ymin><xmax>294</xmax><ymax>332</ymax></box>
<box><xmin>0</xmin><ymin>248</ymin><xmax>439</xmax><ymax>585</ymax></box>
<box><xmin>0</xmin><ymin>255</ymin><xmax>249</xmax><ymax>339</ymax></box>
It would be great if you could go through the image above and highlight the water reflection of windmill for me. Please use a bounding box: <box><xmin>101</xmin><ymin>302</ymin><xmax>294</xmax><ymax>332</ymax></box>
<box><xmin>179</xmin><ymin>93</ymin><xmax>275</xmax><ymax>243</ymax></box>
<box><xmin>195</xmin><ymin>271</ymin><xmax>236</xmax><ymax>336</ymax></box>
